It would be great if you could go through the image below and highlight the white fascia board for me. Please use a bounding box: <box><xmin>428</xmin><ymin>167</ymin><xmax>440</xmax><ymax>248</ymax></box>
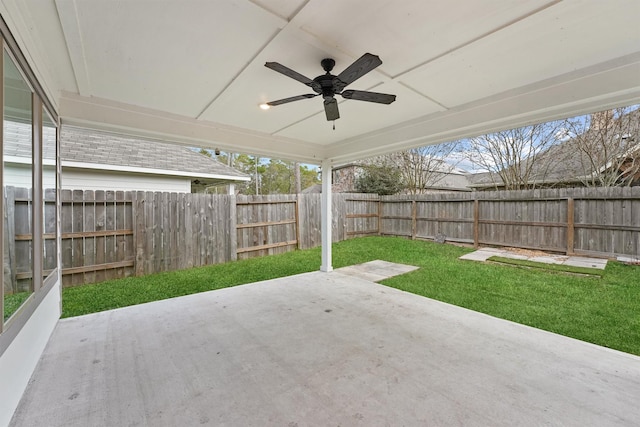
<box><xmin>62</xmin><ymin>160</ymin><xmax>251</xmax><ymax>182</ymax></box>
<box><xmin>59</xmin><ymin>92</ymin><xmax>327</xmax><ymax>164</ymax></box>
<box><xmin>4</xmin><ymin>156</ymin><xmax>56</xmax><ymax>167</ymax></box>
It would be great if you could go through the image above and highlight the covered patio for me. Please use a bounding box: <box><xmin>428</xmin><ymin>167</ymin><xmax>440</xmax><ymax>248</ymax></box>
<box><xmin>1</xmin><ymin>1</ymin><xmax>640</xmax><ymax>425</ymax></box>
<box><xmin>11</xmin><ymin>268</ymin><xmax>640</xmax><ymax>426</ymax></box>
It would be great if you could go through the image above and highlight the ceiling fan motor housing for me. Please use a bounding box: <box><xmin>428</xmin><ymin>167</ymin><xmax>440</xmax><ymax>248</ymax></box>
<box><xmin>314</xmin><ymin>73</ymin><xmax>339</xmax><ymax>100</ymax></box>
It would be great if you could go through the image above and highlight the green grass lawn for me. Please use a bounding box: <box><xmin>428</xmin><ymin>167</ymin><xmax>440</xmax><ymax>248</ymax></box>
<box><xmin>62</xmin><ymin>236</ymin><xmax>640</xmax><ymax>356</ymax></box>
<box><xmin>4</xmin><ymin>291</ymin><xmax>31</xmax><ymax>321</ymax></box>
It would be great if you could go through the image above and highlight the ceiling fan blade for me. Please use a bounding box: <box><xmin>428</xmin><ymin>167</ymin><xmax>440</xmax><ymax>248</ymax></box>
<box><xmin>265</xmin><ymin>62</ymin><xmax>321</xmax><ymax>92</ymax></box>
<box><xmin>324</xmin><ymin>98</ymin><xmax>340</xmax><ymax>121</ymax></box>
<box><xmin>266</xmin><ymin>93</ymin><xmax>318</xmax><ymax>106</ymax></box>
<box><xmin>335</xmin><ymin>53</ymin><xmax>382</xmax><ymax>91</ymax></box>
<box><xmin>341</xmin><ymin>90</ymin><xmax>396</xmax><ymax>104</ymax></box>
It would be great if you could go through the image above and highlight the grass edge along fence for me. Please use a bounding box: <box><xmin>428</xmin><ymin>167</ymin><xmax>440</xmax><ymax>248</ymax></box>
<box><xmin>4</xmin><ymin>187</ymin><xmax>638</xmax><ymax>289</ymax></box>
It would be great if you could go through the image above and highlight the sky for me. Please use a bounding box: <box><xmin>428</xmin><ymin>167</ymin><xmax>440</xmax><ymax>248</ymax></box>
<box><xmin>195</xmin><ymin>103</ymin><xmax>639</xmax><ymax>176</ymax></box>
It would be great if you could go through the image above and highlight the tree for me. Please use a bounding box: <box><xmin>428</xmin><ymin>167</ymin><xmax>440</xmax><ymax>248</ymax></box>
<box><xmin>261</xmin><ymin>159</ymin><xmax>293</xmax><ymax>194</ymax></box>
<box><xmin>462</xmin><ymin>121</ymin><xmax>565</xmax><ymax>190</ymax></box>
<box><xmin>260</xmin><ymin>160</ymin><xmax>320</xmax><ymax>194</ymax></box>
<box><xmin>294</xmin><ymin>162</ymin><xmax>301</xmax><ymax>194</ymax></box>
<box><xmin>233</xmin><ymin>154</ymin><xmax>263</xmax><ymax>194</ymax></box>
<box><xmin>355</xmin><ymin>165</ymin><xmax>403</xmax><ymax>195</ymax></box>
<box><xmin>393</xmin><ymin>142</ymin><xmax>462</xmax><ymax>194</ymax></box>
<box><xmin>196</xmin><ymin>149</ymin><xmax>320</xmax><ymax>194</ymax></box>
<box><xmin>299</xmin><ymin>164</ymin><xmax>320</xmax><ymax>191</ymax></box>
<box><xmin>563</xmin><ymin>106</ymin><xmax>640</xmax><ymax>187</ymax></box>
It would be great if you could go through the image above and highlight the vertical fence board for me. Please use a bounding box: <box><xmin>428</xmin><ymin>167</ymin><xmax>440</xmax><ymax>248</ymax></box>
<box><xmin>60</xmin><ymin>190</ymin><xmax>73</xmax><ymax>286</ymax></box>
<box><xmin>93</xmin><ymin>190</ymin><xmax>106</xmax><ymax>283</ymax></box>
<box><xmin>134</xmin><ymin>192</ymin><xmax>145</xmax><ymax>276</ymax></box>
<box><xmin>83</xmin><ymin>190</ymin><xmax>96</xmax><ymax>284</ymax></box>
<box><xmin>104</xmin><ymin>191</ymin><xmax>117</xmax><ymax>281</ymax></box>
<box><xmin>115</xmin><ymin>191</ymin><xmax>126</xmax><ymax>278</ymax></box>
<box><xmin>3</xmin><ymin>187</ymin><xmax>17</xmax><ymax>294</ymax></box>
<box><xmin>43</xmin><ymin>188</ymin><xmax>57</xmax><ymax>275</ymax></box>
<box><xmin>71</xmin><ymin>190</ymin><xmax>84</xmax><ymax>286</ymax></box>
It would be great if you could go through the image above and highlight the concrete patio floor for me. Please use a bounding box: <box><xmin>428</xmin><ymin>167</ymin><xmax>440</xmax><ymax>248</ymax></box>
<box><xmin>10</xmin><ymin>269</ymin><xmax>640</xmax><ymax>426</ymax></box>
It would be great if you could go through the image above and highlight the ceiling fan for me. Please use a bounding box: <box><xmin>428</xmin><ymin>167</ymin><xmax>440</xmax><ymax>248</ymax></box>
<box><xmin>263</xmin><ymin>53</ymin><xmax>396</xmax><ymax>121</ymax></box>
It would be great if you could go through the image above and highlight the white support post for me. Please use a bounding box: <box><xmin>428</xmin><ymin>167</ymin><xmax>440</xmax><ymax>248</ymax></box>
<box><xmin>320</xmin><ymin>159</ymin><xmax>333</xmax><ymax>272</ymax></box>
<box><xmin>227</xmin><ymin>183</ymin><xmax>235</xmax><ymax>195</ymax></box>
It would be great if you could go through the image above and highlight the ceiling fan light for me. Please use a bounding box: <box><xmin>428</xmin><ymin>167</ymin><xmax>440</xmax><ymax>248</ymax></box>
<box><xmin>259</xmin><ymin>103</ymin><xmax>270</xmax><ymax>110</ymax></box>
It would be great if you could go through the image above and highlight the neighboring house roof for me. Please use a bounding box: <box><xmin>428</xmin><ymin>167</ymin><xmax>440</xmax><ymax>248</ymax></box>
<box><xmin>426</xmin><ymin>171</ymin><xmax>472</xmax><ymax>192</ymax></box>
<box><xmin>5</xmin><ymin>121</ymin><xmax>250</xmax><ymax>185</ymax></box>
<box><xmin>60</xmin><ymin>126</ymin><xmax>250</xmax><ymax>185</ymax></box>
<box><xmin>468</xmin><ymin>109</ymin><xmax>640</xmax><ymax>189</ymax></box>
<box><xmin>302</xmin><ymin>184</ymin><xmax>322</xmax><ymax>194</ymax></box>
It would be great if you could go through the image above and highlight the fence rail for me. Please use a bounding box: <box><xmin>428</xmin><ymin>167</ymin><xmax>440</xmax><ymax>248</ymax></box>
<box><xmin>3</xmin><ymin>187</ymin><xmax>639</xmax><ymax>289</ymax></box>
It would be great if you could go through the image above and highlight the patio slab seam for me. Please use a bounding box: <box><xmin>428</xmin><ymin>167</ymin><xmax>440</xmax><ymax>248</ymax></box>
<box><xmin>334</xmin><ymin>260</ymin><xmax>419</xmax><ymax>281</ymax></box>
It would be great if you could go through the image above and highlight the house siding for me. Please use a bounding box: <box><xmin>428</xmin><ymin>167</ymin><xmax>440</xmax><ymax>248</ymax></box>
<box><xmin>62</xmin><ymin>169</ymin><xmax>191</xmax><ymax>192</ymax></box>
<box><xmin>4</xmin><ymin>164</ymin><xmax>57</xmax><ymax>190</ymax></box>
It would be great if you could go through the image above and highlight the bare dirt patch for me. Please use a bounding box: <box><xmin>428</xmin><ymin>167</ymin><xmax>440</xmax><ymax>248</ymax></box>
<box><xmin>503</xmin><ymin>247</ymin><xmax>556</xmax><ymax>258</ymax></box>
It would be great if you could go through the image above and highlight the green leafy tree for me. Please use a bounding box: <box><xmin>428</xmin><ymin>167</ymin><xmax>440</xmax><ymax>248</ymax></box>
<box><xmin>300</xmin><ymin>164</ymin><xmax>320</xmax><ymax>191</ymax></box>
<box><xmin>261</xmin><ymin>159</ymin><xmax>293</xmax><ymax>194</ymax></box>
<box><xmin>199</xmin><ymin>148</ymin><xmax>212</xmax><ymax>157</ymax></box>
<box><xmin>355</xmin><ymin>165</ymin><xmax>403</xmax><ymax>195</ymax></box>
<box><xmin>259</xmin><ymin>160</ymin><xmax>320</xmax><ymax>194</ymax></box>
<box><xmin>196</xmin><ymin>149</ymin><xmax>320</xmax><ymax>194</ymax></box>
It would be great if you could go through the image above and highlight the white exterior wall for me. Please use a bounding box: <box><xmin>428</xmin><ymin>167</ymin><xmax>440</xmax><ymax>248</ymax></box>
<box><xmin>4</xmin><ymin>164</ymin><xmax>56</xmax><ymax>190</ymax></box>
<box><xmin>0</xmin><ymin>280</ymin><xmax>61</xmax><ymax>427</ymax></box>
<box><xmin>62</xmin><ymin>169</ymin><xmax>191</xmax><ymax>192</ymax></box>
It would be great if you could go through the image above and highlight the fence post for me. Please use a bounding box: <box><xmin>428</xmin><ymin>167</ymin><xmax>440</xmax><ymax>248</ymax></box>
<box><xmin>566</xmin><ymin>197</ymin><xmax>575</xmax><ymax>255</ymax></box>
<box><xmin>295</xmin><ymin>194</ymin><xmax>301</xmax><ymax>249</ymax></box>
<box><xmin>229</xmin><ymin>194</ymin><xmax>237</xmax><ymax>261</ymax></box>
<box><xmin>134</xmin><ymin>191</ymin><xmax>145</xmax><ymax>276</ymax></box>
<box><xmin>473</xmin><ymin>198</ymin><xmax>479</xmax><ymax>248</ymax></box>
<box><xmin>411</xmin><ymin>200</ymin><xmax>417</xmax><ymax>240</ymax></box>
<box><xmin>377</xmin><ymin>198</ymin><xmax>382</xmax><ymax>235</ymax></box>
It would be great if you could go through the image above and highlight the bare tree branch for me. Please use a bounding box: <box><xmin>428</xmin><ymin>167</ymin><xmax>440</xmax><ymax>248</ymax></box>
<box><xmin>463</xmin><ymin>121</ymin><xmax>566</xmax><ymax>190</ymax></box>
<box><xmin>563</xmin><ymin>107</ymin><xmax>640</xmax><ymax>187</ymax></box>
<box><xmin>366</xmin><ymin>142</ymin><xmax>462</xmax><ymax>194</ymax></box>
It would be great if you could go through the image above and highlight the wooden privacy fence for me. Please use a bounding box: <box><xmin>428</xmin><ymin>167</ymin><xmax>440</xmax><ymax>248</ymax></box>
<box><xmin>3</xmin><ymin>187</ymin><xmax>57</xmax><ymax>295</ymax></box>
<box><xmin>370</xmin><ymin>187</ymin><xmax>640</xmax><ymax>258</ymax></box>
<box><xmin>54</xmin><ymin>192</ymin><xmax>371</xmax><ymax>286</ymax></box>
<box><xmin>61</xmin><ymin>190</ymin><xmax>134</xmax><ymax>286</ymax></box>
<box><xmin>235</xmin><ymin>196</ymin><xmax>299</xmax><ymax>259</ymax></box>
<box><xmin>3</xmin><ymin>187</ymin><xmax>639</xmax><ymax>289</ymax></box>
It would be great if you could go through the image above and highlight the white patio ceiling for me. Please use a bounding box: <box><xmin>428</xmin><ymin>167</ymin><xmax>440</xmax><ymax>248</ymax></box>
<box><xmin>3</xmin><ymin>0</ymin><xmax>640</xmax><ymax>165</ymax></box>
